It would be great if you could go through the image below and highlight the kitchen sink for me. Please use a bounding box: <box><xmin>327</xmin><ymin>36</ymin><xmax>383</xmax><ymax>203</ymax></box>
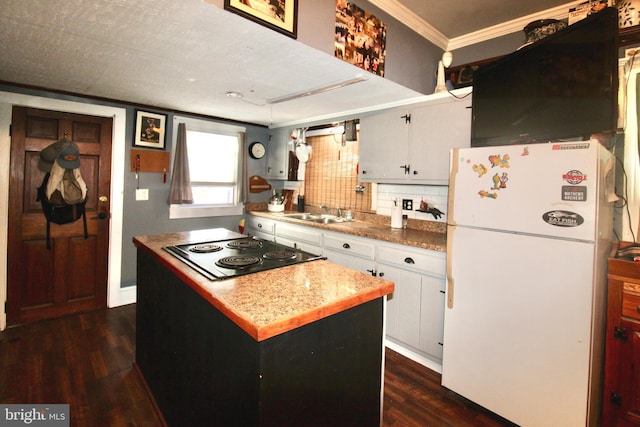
<box><xmin>284</xmin><ymin>213</ymin><xmax>320</xmax><ymax>220</ymax></box>
<box><xmin>284</xmin><ymin>213</ymin><xmax>347</xmax><ymax>224</ymax></box>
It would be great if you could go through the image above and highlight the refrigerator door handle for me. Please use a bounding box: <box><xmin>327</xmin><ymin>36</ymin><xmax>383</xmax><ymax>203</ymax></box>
<box><xmin>446</xmin><ymin>226</ymin><xmax>454</xmax><ymax>309</ymax></box>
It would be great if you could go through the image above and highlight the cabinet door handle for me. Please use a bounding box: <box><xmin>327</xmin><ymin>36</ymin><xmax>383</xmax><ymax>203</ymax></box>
<box><xmin>400</xmin><ymin>165</ymin><xmax>410</xmax><ymax>174</ymax></box>
<box><xmin>366</xmin><ymin>269</ymin><xmax>377</xmax><ymax>277</ymax></box>
<box><xmin>343</xmin><ymin>243</ymin><xmax>351</xmax><ymax>249</ymax></box>
<box><xmin>378</xmin><ymin>271</ymin><xmax>384</xmax><ymax>277</ymax></box>
<box><xmin>404</xmin><ymin>257</ymin><xmax>415</xmax><ymax>264</ymax></box>
<box><xmin>258</xmin><ymin>223</ymin><xmax>263</xmax><ymax>228</ymax></box>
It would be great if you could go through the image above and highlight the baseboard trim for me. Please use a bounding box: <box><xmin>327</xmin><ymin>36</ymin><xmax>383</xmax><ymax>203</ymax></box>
<box><xmin>385</xmin><ymin>339</ymin><xmax>442</xmax><ymax>374</ymax></box>
<box><xmin>109</xmin><ymin>285</ymin><xmax>136</xmax><ymax>308</ymax></box>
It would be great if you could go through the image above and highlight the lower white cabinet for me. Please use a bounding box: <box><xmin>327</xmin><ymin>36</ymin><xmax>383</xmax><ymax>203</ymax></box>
<box><xmin>377</xmin><ymin>242</ymin><xmax>446</xmax><ymax>364</ymax></box>
<box><xmin>251</xmin><ymin>214</ymin><xmax>447</xmax><ymax>368</ymax></box>
<box><xmin>323</xmin><ymin>231</ymin><xmax>376</xmax><ymax>275</ymax></box>
<box><xmin>274</xmin><ymin>221</ymin><xmax>323</xmax><ymax>255</ymax></box>
<box><xmin>246</xmin><ymin>216</ymin><xmax>276</xmax><ymax>241</ymax></box>
<box><xmin>380</xmin><ymin>263</ymin><xmax>422</xmax><ymax>348</ymax></box>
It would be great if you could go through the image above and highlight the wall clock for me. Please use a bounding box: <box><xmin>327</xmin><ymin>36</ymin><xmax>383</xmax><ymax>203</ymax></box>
<box><xmin>248</xmin><ymin>141</ymin><xmax>266</xmax><ymax>159</ymax></box>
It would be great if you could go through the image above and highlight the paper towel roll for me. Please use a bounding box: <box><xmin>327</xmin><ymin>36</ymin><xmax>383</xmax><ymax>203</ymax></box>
<box><xmin>391</xmin><ymin>206</ymin><xmax>403</xmax><ymax>229</ymax></box>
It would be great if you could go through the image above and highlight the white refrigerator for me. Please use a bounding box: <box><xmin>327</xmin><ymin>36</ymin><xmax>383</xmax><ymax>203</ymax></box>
<box><xmin>443</xmin><ymin>141</ymin><xmax>616</xmax><ymax>427</ymax></box>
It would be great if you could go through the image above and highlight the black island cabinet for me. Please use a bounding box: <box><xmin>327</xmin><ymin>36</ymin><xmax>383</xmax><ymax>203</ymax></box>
<box><xmin>134</xmin><ymin>233</ymin><xmax>391</xmax><ymax>427</ymax></box>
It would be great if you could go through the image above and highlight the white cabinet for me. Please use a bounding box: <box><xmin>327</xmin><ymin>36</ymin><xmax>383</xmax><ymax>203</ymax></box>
<box><xmin>359</xmin><ymin>107</ymin><xmax>409</xmax><ymax>181</ymax></box>
<box><xmin>245</xmin><ymin>216</ymin><xmax>276</xmax><ymax>241</ymax></box>
<box><xmin>274</xmin><ymin>221</ymin><xmax>323</xmax><ymax>255</ymax></box>
<box><xmin>264</xmin><ymin>215</ymin><xmax>447</xmax><ymax>368</ymax></box>
<box><xmin>377</xmin><ymin>242</ymin><xmax>446</xmax><ymax>363</ymax></box>
<box><xmin>359</xmin><ymin>89</ymin><xmax>472</xmax><ymax>184</ymax></box>
<box><xmin>266</xmin><ymin>127</ymin><xmax>292</xmax><ymax>180</ymax></box>
<box><xmin>323</xmin><ymin>231</ymin><xmax>376</xmax><ymax>275</ymax></box>
<box><xmin>408</xmin><ymin>96</ymin><xmax>472</xmax><ymax>184</ymax></box>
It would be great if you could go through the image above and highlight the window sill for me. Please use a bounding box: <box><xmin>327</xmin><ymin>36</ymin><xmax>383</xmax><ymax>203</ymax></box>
<box><xmin>169</xmin><ymin>204</ymin><xmax>243</xmax><ymax>219</ymax></box>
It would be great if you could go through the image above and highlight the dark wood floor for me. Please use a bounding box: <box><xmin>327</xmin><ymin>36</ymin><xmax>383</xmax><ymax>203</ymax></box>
<box><xmin>0</xmin><ymin>305</ymin><xmax>515</xmax><ymax>426</ymax></box>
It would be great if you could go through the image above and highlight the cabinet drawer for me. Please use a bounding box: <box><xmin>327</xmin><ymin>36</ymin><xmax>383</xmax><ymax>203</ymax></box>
<box><xmin>246</xmin><ymin>216</ymin><xmax>276</xmax><ymax>235</ymax></box>
<box><xmin>622</xmin><ymin>289</ymin><xmax>640</xmax><ymax>321</ymax></box>
<box><xmin>323</xmin><ymin>233</ymin><xmax>375</xmax><ymax>260</ymax></box>
<box><xmin>377</xmin><ymin>243</ymin><xmax>445</xmax><ymax>277</ymax></box>
<box><xmin>276</xmin><ymin>222</ymin><xmax>323</xmax><ymax>245</ymax></box>
<box><xmin>276</xmin><ymin>236</ymin><xmax>322</xmax><ymax>256</ymax></box>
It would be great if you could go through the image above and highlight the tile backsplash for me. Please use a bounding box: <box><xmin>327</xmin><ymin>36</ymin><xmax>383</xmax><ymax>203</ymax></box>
<box><xmin>376</xmin><ymin>184</ymin><xmax>448</xmax><ymax>224</ymax></box>
<box><xmin>283</xmin><ymin>130</ymin><xmax>448</xmax><ymax>233</ymax></box>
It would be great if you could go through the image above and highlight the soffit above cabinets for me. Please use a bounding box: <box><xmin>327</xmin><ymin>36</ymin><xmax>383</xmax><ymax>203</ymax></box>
<box><xmin>0</xmin><ymin>0</ymin><xmax>585</xmax><ymax>127</ymax></box>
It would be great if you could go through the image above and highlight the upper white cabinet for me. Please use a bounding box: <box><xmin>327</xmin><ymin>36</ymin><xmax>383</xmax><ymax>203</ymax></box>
<box><xmin>266</xmin><ymin>127</ymin><xmax>292</xmax><ymax>180</ymax></box>
<box><xmin>359</xmin><ymin>107</ymin><xmax>409</xmax><ymax>181</ymax></box>
<box><xmin>359</xmin><ymin>90</ymin><xmax>472</xmax><ymax>184</ymax></box>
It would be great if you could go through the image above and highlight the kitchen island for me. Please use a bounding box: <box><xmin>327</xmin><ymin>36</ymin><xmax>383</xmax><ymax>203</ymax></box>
<box><xmin>133</xmin><ymin>228</ymin><xmax>394</xmax><ymax>426</ymax></box>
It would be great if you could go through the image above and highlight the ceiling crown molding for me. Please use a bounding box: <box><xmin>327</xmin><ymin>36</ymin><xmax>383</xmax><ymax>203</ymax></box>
<box><xmin>371</xmin><ymin>0</ymin><xmax>586</xmax><ymax>52</ymax></box>
<box><xmin>447</xmin><ymin>0</ymin><xmax>585</xmax><ymax>50</ymax></box>
<box><xmin>368</xmin><ymin>0</ymin><xmax>449</xmax><ymax>50</ymax></box>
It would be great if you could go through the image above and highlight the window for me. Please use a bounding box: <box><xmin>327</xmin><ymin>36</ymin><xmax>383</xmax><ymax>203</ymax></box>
<box><xmin>169</xmin><ymin>116</ymin><xmax>245</xmax><ymax>219</ymax></box>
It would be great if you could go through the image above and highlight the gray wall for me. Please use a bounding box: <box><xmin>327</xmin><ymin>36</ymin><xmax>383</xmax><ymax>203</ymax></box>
<box><xmin>119</xmin><ymin>110</ymin><xmax>270</xmax><ymax>288</ymax></box>
<box><xmin>0</xmin><ymin>83</ymin><xmax>270</xmax><ymax>289</ymax></box>
<box><xmin>451</xmin><ymin>32</ymin><xmax>526</xmax><ymax>66</ymax></box>
<box><xmin>296</xmin><ymin>0</ymin><xmax>443</xmax><ymax>94</ymax></box>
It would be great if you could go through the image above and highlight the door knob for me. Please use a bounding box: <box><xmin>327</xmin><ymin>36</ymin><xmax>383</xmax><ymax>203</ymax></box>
<box><xmin>99</xmin><ymin>196</ymin><xmax>108</xmax><ymax>202</ymax></box>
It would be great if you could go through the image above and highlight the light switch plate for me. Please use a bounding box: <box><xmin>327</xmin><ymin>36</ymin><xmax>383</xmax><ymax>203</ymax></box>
<box><xmin>136</xmin><ymin>188</ymin><xmax>149</xmax><ymax>201</ymax></box>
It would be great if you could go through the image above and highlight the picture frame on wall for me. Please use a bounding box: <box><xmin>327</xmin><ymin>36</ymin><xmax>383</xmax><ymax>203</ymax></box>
<box><xmin>224</xmin><ymin>0</ymin><xmax>298</xmax><ymax>39</ymax></box>
<box><xmin>133</xmin><ymin>110</ymin><xmax>166</xmax><ymax>150</ymax></box>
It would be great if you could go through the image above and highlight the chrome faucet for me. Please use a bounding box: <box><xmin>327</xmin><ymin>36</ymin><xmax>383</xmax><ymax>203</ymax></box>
<box><xmin>337</xmin><ymin>207</ymin><xmax>343</xmax><ymax>218</ymax></box>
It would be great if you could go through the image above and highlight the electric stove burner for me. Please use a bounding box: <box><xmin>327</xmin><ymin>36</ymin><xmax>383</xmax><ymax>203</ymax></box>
<box><xmin>227</xmin><ymin>239</ymin><xmax>263</xmax><ymax>249</ymax></box>
<box><xmin>263</xmin><ymin>250</ymin><xmax>297</xmax><ymax>261</ymax></box>
<box><xmin>189</xmin><ymin>244</ymin><xmax>223</xmax><ymax>253</ymax></box>
<box><xmin>216</xmin><ymin>255</ymin><xmax>262</xmax><ymax>269</ymax></box>
<box><xmin>163</xmin><ymin>236</ymin><xmax>326</xmax><ymax>280</ymax></box>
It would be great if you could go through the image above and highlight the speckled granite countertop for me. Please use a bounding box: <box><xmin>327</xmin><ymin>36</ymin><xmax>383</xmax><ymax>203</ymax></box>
<box><xmin>249</xmin><ymin>210</ymin><xmax>447</xmax><ymax>252</ymax></box>
<box><xmin>133</xmin><ymin>228</ymin><xmax>394</xmax><ymax>342</ymax></box>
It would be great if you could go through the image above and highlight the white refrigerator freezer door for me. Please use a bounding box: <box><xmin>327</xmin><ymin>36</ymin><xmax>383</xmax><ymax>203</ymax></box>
<box><xmin>443</xmin><ymin>226</ymin><xmax>595</xmax><ymax>427</ymax></box>
<box><xmin>448</xmin><ymin>141</ymin><xmax>612</xmax><ymax>241</ymax></box>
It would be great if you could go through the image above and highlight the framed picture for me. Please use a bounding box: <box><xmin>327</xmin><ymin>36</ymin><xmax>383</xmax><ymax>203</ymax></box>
<box><xmin>133</xmin><ymin>110</ymin><xmax>166</xmax><ymax>150</ymax></box>
<box><xmin>335</xmin><ymin>2</ymin><xmax>386</xmax><ymax>76</ymax></box>
<box><xmin>224</xmin><ymin>0</ymin><xmax>298</xmax><ymax>39</ymax></box>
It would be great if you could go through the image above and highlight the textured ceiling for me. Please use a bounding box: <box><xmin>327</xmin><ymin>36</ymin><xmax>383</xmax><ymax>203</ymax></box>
<box><xmin>0</xmin><ymin>0</ymin><xmax>585</xmax><ymax>127</ymax></box>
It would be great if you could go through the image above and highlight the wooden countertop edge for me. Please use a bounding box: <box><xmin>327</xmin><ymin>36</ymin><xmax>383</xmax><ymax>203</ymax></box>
<box><xmin>254</xmin><ymin>284</ymin><xmax>393</xmax><ymax>341</ymax></box>
<box><xmin>133</xmin><ymin>237</ymin><xmax>393</xmax><ymax>342</ymax></box>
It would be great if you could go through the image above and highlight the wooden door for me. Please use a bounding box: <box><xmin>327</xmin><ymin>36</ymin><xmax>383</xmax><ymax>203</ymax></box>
<box><xmin>7</xmin><ymin>107</ymin><xmax>112</xmax><ymax>325</ymax></box>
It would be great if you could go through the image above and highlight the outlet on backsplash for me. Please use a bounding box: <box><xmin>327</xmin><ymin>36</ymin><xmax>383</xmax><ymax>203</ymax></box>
<box><xmin>402</xmin><ymin>199</ymin><xmax>413</xmax><ymax>210</ymax></box>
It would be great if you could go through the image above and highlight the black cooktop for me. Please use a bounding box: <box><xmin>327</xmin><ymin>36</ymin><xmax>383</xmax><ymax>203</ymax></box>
<box><xmin>163</xmin><ymin>236</ymin><xmax>324</xmax><ymax>281</ymax></box>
